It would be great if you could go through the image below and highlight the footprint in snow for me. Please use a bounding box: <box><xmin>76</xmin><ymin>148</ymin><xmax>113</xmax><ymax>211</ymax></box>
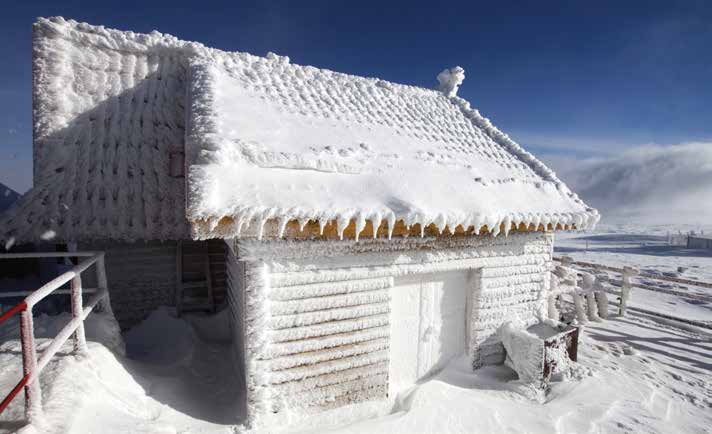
<box><xmin>669</xmin><ymin>372</ymin><xmax>684</xmax><ymax>381</ymax></box>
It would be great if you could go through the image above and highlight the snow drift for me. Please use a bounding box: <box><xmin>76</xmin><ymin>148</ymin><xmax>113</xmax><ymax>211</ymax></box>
<box><xmin>552</xmin><ymin>142</ymin><xmax>712</xmax><ymax>224</ymax></box>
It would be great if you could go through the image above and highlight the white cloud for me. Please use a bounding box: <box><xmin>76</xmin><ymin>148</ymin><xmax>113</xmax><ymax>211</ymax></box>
<box><xmin>543</xmin><ymin>142</ymin><xmax>712</xmax><ymax>225</ymax></box>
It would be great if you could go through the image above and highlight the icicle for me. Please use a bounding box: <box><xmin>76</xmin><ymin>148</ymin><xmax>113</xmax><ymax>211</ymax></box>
<box><xmin>532</xmin><ymin>213</ymin><xmax>542</xmax><ymax>231</ymax></box>
<box><xmin>490</xmin><ymin>218</ymin><xmax>501</xmax><ymax>237</ymax></box>
<box><xmin>484</xmin><ymin>214</ymin><xmax>497</xmax><ymax>233</ymax></box>
<box><xmin>459</xmin><ymin>215</ymin><xmax>472</xmax><ymax>234</ymax></box>
<box><xmin>503</xmin><ymin>215</ymin><xmax>512</xmax><ymax>236</ymax></box>
<box><xmin>386</xmin><ymin>213</ymin><xmax>396</xmax><ymax>240</ymax></box>
<box><xmin>232</xmin><ymin>209</ymin><xmax>248</xmax><ymax>237</ymax></box>
<box><xmin>336</xmin><ymin>215</ymin><xmax>350</xmax><ymax>240</ymax></box>
<box><xmin>257</xmin><ymin>219</ymin><xmax>267</xmax><ymax>240</ymax></box>
<box><xmin>551</xmin><ymin>214</ymin><xmax>560</xmax><ymax>229</ymax></box>
<box><xmin>573</xmin><ymin>213</ymin><xmax>583</xmax><ymax>228</ymax></box>
<box><xmin>318</xmin><ymin>218</ymin><xmax>327</xmax><ymax>236</ymax></box>
<box><xmin>435</xmin><ymin>214</ymin><xmax>447</xmax><ymax>235</ymax></box>
<box><xmin>354</xmin><ymin>213</ymin><xmax>367</xmax><ymax>242</ymax></box>
<box><xmin>471</xmin><ymin>214</ymin><xmax>484</xmax><ymax>234</ymax></box>
<box><xmin>511</xmin><ymin>214</ymin><xmax>521</xmax><ymax>232</ymax></box>
<box><xmin>257</xmin><ymin>209</ymin><xmax>275</xmax><ymax>241</ymax></box>
<box><xmin>242</xmin><ymin>209</ymin><xmax>257</xmax><ymax>230</ymax></box>
<box><xmin>372</xmin><ymin>212</ymin><xmax>383</xmax><ymax>239</ymax></box>
<box><xmin>208</xmin><ymin>217</ymin><xmax>220</xmax><ymax>232</ymax></box>
<box><xmin>277</xmin><ymin>216</ymin><xmax>289</xmax><ymax>238</ymax></box>
<box><xmin>298</xmin><ymin>217</ymin><xmax>310</xmax><ymax>232</ymax></box>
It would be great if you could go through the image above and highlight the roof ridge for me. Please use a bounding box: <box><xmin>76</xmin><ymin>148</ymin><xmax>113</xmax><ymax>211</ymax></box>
<box><xmin>38</xmin><ymin>17</ymin><xmax>444</xmax><ymax>99</ymax></box>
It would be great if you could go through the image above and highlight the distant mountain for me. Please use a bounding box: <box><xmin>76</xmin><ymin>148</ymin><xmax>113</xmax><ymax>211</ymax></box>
<box><xmin>549</xmin><ymin>142</ymin><xmax>712</xmax><ymax>225</ymax></box>
<box><xmin>0</xmin><ymin>182</ymin><xmax>21</xmax><ymax>213</ymax></box>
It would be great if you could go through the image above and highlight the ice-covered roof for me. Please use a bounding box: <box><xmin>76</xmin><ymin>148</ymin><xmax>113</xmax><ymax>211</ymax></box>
<box><xmin>186</xmin><ymin>54</ymin><xmax>598</xmax><ymax>240</ymax></box>
<box><xmin>1</xmin><ymin>17</ymin><xmax>597</xmax><ymax>244</ymax></box>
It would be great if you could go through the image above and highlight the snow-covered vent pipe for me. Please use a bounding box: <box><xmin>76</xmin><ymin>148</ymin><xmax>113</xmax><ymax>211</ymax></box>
<box><xmin>436</xmin><ymin>66</ymin><xmax>465</xmax><ymax>97</ymax></box>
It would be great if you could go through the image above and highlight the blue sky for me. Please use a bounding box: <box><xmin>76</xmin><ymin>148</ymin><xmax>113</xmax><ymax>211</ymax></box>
<box><xmin>1</xmin><ymin>0</ymin><xmax>711</xmax><ymax>193</ymax></box>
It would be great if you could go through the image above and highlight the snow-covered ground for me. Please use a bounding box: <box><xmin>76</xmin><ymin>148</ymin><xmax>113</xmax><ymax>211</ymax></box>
<box><xmin>1</xmin><ymin>304</ymin><xmax>710</xmax><ymax>434</ymax></box>
<box><xmin>1</xmin><ymin>224</ymin><xmax>711</xmax><ymax>434</ymax></box>
<box><xmin>0</xmin><ymin>308</ymin><xmax>242</xmax><ymax>434</ymax></box>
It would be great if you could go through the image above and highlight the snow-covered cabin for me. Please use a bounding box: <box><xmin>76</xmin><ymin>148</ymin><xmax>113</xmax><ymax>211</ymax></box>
<box><xmin>1</xmin><ymin>17</ymin><xmax>598</xmax><ymax>427</ymax></box>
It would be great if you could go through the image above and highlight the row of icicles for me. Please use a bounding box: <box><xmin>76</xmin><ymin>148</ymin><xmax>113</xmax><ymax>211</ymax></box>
<box><xmin>201</xmin><ymin>208</ymin><xmax>600</xmax><ymax>241</ymax></box>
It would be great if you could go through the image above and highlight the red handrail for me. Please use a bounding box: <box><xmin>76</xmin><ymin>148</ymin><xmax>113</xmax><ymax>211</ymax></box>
<box><xmin>0</xmin><ymin>301</ymin><xmax>27</xmax><ymax>324</ymax></box>
<box><xmin>0</xmin><ymin>251</ymin><xmax>111</xmax><ymax>424</ymax></box>
<box><xmin>0</xmin><ymin>375</ymin><xmax>29</xmax><ymax>414</ymax></box>
<box><xmin>0</xmin><ymin>300</ymin><xmax>28</xmax><ymax>414</ymax></box>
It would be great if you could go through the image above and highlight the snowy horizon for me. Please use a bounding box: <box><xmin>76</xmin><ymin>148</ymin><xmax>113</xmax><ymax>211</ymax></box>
<box><xmin>541</xmin><ymin>141</ymin><xmax>712</xmax><ymax>227</ymax></box>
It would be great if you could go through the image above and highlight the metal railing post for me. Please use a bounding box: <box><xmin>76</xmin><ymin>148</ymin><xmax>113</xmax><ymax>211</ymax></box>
<box><xmin>95</xmin><ymin>253</ymin><xmax>113</xmax><ymax>315</ymax></box>
<box><xmin>71</xmin><ymin>275</ymin><xmax>88</xmax><ymax>356</ymax></box>
<box><xmin>20</xmin><ymin>308</ymin><xmax>42</xmax><ymax>422</ymax></box>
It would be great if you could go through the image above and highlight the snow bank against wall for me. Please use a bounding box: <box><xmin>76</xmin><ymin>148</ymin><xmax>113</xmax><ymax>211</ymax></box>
<box><xmin>230</xmin><ymin>232</ymin><xmax>553</xmax><ymax>428</ymax></box>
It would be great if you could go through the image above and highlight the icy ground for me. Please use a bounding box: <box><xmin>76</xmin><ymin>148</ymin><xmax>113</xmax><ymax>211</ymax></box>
<box><xmin>0</xmin><ymin>303</ymin><xmax>710</xmax><ymax>433</ymax></box>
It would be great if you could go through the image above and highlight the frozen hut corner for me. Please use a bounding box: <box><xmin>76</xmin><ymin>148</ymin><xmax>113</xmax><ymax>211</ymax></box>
<box><xmin>0</xmin><ymin>17</ymin><xmax>599</xmax><ymax>429</ymax></box>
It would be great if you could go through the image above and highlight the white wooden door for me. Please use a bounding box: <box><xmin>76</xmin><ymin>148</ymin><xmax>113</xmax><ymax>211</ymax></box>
<box><xmin>390</xmin><ymin>270</ymin><xmax>470</xmax><ymax>397</ymax></box>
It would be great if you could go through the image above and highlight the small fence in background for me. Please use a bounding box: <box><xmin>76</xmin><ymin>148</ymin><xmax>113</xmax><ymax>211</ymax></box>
<box><xmin>553</xmin><ymin>256</ymin><xmax>712</xmax><ymax>330</ymax></box>
<box><xmin>0</xmin><ymin>251</ymin><xmax>111</xmax><ymax>425</ymax></box>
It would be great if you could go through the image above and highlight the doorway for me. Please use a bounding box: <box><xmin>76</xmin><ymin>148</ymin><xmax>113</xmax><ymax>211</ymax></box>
<box><xmin>389</xmin><ymin>270</ymin><xmax>474</xmax><ymax>396</ymax></box>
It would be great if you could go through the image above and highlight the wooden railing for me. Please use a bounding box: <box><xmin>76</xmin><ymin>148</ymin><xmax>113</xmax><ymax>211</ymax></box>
<box><xmin>0</xmin><ymin>251</ymin><xmax>111</xmax><ymax>424</ymax></box>
<box><xmin>553</xmin><ymin>256</ymin><xmax>712</xmax><ymax>330</ymax></box>
<box><xmin>555</xmin><ymin>257</ymin><xmax>712</xmax><ymax>291</ymax></box>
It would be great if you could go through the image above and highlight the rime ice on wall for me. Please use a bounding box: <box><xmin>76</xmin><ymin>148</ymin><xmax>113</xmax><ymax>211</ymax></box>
<box><xmin>1</xmin><ymin>17</ymin><xmax>192</xmax><ymax>242</ymax></box>
<box><xmin>230</xmin><ymin>231</ymin><xmax>554</xmax><ymax>427</ymax></box>
<box><xmin>232</xmin><ymin>251</ymin><xmax>392</xmax><ymax>428</ymax></box>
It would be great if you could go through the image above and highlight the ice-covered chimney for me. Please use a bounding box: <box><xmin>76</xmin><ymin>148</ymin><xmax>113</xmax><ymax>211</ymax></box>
<box><xmin>436</xmin><ymin>66</ymin><xmax>465</xmax><ymax>97</ymax></box>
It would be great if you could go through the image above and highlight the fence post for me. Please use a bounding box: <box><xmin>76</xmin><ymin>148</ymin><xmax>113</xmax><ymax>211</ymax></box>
<box><xmin>71</xmin><ymin>275</ymin><xmax>88</xmax><ymax>356</ymax></box>
<box><xmin>20</xmin><ymin>308</ymin><xmax>42</xmax><ymax>422</ymax></box>
<box><xmin>619</xmin><ymin>266</ymin><xmax>639</xmax><ymax>316</ymax></box>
